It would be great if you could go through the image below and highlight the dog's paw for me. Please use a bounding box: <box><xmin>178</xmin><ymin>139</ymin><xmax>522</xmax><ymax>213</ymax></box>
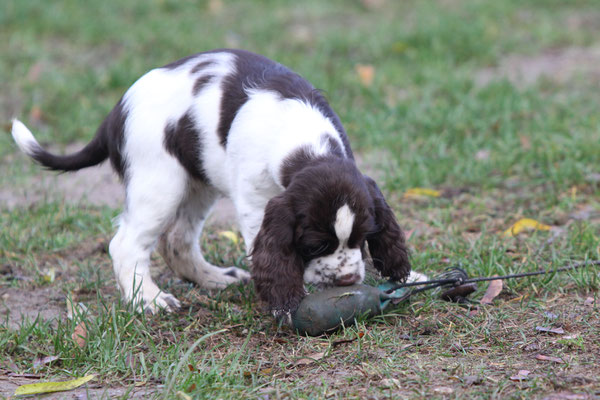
<box><xmin>125</xmin><ymin>285</ymin><xmax>181</xmax><ymax>314</ymax></box>
<box><xmin>223</xmin><ymin>266</ymin><xmax>251</xmax><ymax>285</ymax></box>
<box><xmin>143</xmin><ymin>291</ymin><xmax>181</xmax><ymax>314</ymax></box>
<box><xmin>272</xmin><ymin>309</ymin><xmax>293</xmax><ymax>327</ymax></box>
<box><xmin>406</xmin><ymin>270</ymin><xmax>429</xmax><ymax>283</ymax></box>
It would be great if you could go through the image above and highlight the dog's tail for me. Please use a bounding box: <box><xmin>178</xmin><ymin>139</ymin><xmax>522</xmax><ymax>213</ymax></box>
<box><xmin>11</xmin><ymin>119</ymin><xmax>108</xmax><ymax>172</ymax></box>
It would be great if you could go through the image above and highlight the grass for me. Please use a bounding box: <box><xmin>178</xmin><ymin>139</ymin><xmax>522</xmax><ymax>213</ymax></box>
<box><xmin>1</xmin><ymin>0</ymin><xmax>600</xmax><ymax>398</ymax></box>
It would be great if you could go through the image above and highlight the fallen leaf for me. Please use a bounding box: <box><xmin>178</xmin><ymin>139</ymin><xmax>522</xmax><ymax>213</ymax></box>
<box><xmin>33</xmin><ymin>355</ymin><xmax>59</xmax><ymax>370</ymax></box>
<box><xmin>355</xmin><ymin>64</ymin><xmax>375</xmax><ymax>87</ymax></box>
<box><xmin>295</xmin><ymin>351</ymin><xmax>325</xmax><ymax>366</ymax></box>
<box><xmin>480</xmin><ymin>278</ymin><xmax>502</xmax><ymax>305</ymax></box>
<box><xmin>535</xmin><ymin>354</ymin><xmax>564</xmax><ymax>364</ymax></box>
<box><xmin>218</xmin><ymin>230</ymin><xmax>239</xmax><ymax>245</ymax></box>
<box><xmin>72</xmin><ymin>322</ymin><xmax>88</xmax><ymax>348</ymax></box>
<box><xmin>584</xmin><ymin>297</ymin><xmax>595</xmax><ymax>306</ymax></box>
<box><xmin>536</xmin><ymin>326</ymin><xmax>565</xmax><ymax>335</ymax></box>
<box><xmin>14</xmin><ymin>374</ymin><xmax>96</xmax><ymax>396</ymax></box>
<box><xmin>510</xmin><ymin>370</ymin><xmax>530</xmax><ymax>381</ymax></box>
<box><xmin>29</xmin><ymin>106</ymin><xmax>44</xmax><ymax>124</ymax></box>
<box><xmin>42</xmin><ymin>268</ymin><xmax>55</xmax><ymax>283</ymax></box>
<box><xmin>503</xmin><ymin>218</ymin><xmax>551</xmax><ymax>237</ymax></box>
<box><xmin>380</xmin><ymin>378</ymin><xmax>401</xmax><ymax>389</ymax></box>
<box><xmin>66</xmin><ymin>299</ymin><xmax>88</xmax><ymax>320</ymax></box>
<box><xmin>404</xmin><ymin>187</ymin><xmax>441</xmax><ymax>199</ymax></box>
<box><xmin>561</xmin><ymin>334</ymin><xmax>579</xmax><ymax>340</ymax></box>
<box><xmin>176</xmin><ymin>391</ymin><xmax>193</xmax><ymax>400</ymax></box>
<box><xmin>186</xmin><ymin>383</ymin><xmax>196</xmax><ymax>392</ymax></box>
<box><xmin>433</xmin><ymin>386</ymin><xmax>454</xmax><ymax>394</ymax></box>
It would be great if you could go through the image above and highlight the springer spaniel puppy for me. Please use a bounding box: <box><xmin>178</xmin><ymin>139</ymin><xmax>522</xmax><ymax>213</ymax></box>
<box><xmin>12</xmin><ymin>49</ymin><xmax>412</xmax><ymax>322</ymax></box>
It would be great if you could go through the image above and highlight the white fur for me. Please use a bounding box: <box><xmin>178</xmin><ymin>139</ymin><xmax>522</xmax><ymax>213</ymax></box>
<box><xmin>407</xmin><ymin>271</ymin><xmax>429</xmax><ymax>283</ymax></box>
<box><xmin>334</xmin><ymin>204</ymin><xmax>354</xmax><ymax>244</ymax></box>
<box><xmin>11</xmin><ymin>119</ymin><xmax>40</xmax><ymax>156</ymax></box>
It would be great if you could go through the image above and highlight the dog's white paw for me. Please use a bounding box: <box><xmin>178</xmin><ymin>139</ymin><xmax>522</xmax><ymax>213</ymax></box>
<box><xmin>142</xmin><ymin>291</ymin><xmax>181</xmax><ymax>314</ymax></box>
<box><xmin>407</xmin><ymin>270</ymin><xmax>429</xmax><ymax>283</ymax></box>
<box><xmin>123</xmin><ymin>281</ymin><xmax>181</xmax><ymax>314</ymax></box>
<box><xmin>222</xmin><ymin>266</ymin><xmax>251</xmax><ymax>285</ymax></box>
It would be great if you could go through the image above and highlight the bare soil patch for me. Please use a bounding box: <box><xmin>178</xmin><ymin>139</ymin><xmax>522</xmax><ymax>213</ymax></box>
<box><xmin>476</xmin><ymin>45</ymin><xmax>600</xmax><ymax>87</ymax></box>
<box><xmin>1</xmin><ymin>286</ymin><xmax>64</xmax><ymax>331</ymax></box>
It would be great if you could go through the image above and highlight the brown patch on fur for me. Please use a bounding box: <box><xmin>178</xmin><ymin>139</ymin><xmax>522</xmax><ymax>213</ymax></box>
<box><xmin>192</xmin><ymin>74</ymin><xmax>214</xmax><ymax>96</ymax></box>
<box><xmin>363</xmin><ymin>175</ymin><xmax>411</xmax><ymax>281</ymax></box>
<box><xmin>163</xmin><ymin>111</ymin><xmax>208</xmax><ymax>182</ymax></box>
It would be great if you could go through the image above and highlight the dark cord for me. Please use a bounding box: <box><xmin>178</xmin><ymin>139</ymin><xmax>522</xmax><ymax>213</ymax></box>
<box><xmin>385</xmin><ymin>260</ymin><xmax>600</xmax><ymax>294</ymax></box>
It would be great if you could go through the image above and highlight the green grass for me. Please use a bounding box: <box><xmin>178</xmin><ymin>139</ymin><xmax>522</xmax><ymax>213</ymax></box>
<box><xmin>1</xmin><ymin>0</ymin><xmax>600</xmax><ymax>398</ymax></box>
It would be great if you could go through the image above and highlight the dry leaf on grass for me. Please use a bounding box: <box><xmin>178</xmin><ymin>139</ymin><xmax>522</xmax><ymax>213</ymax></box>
<box><xmin>380</xmin><ymin>378</ymin><xmax>401</xmax><ymax>389</ymax></box>
<box><xmin>14</xmin><ymin>374</ymin><xmax>96</xmax><ymax>396</ymax></box>
<box><xmin>433</xmin><ymin>386</ymin><xmax>454</xmax><ymax>394</ymax></box>
<box><xmin>295</xmin><ymin>351</ymin><xmax>325</xmax><ymax>366</ymax></box>
<box><xmin>536</xmin><ymin>326</ymin><xmax>565</xmax><ymax>335</ymax></box>
<box><xmin>29</xmin><ymin>105</ymin><xmax>44</xmax><ymax>124</ymax></box>
<box><xmin>176</xmin><ymin>391</ymin><xmax>193</xmax><ymax>400</ymax></box>
<box><xmin>503</xmin><ymin>218</ymin><xmax>551</xmax><ymax>237</ymax></box>
<box><xmin>72</xmin><ymin>322</ymin><xmax>88</xmax><ymax>348</ymax></box>
<box><xmin>32</xmin><ymin>355</ymin><xmax>59</xmax><ymax>370</ymax></box>
<box><xmin>355</xmin><ymin>64</ymin><xmax>375</xmax><ymax>87</ymax></box>
<box><xmin>510</xmin><ymin>370</ymin><xmax>530</xmax><ymax>381</ymax></box>
<box><xmin>535</xmin><ymin>354</ymin><xmax>564</xmax><ymax>364</ymax></box>
<box><xmin>218</xmin><ymin>230</ymin><xmax>239</xmax><ymax>245</ymax></box>
<box><xmin>480</xmin><ymin>277</ymin><xmax>502</xmax><ymax>305</ymax></box>
<box><xmin>404</xmin><ymin>187</ymin><xmax>441</xmax><ymax>199</ymax></box>
<box><xmin>562</xmin><ymin>334</ymin><xmax>579</xmax><ymax>340</ymax></box>
<box><xmin>584</xmin><ymin>297</ymin><xmax>595</xmax><ymax>306</ymax></box>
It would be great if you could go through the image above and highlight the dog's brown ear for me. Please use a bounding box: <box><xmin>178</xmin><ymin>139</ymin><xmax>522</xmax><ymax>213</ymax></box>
<box><xmin>250</xmin><ymin>193</ymin><xmax>305</xmax><ymax>323</ymax></box>
<box><xmin>363</xmin><ymin>175</ymin><xmax>411</xmax><ymax>282</ymax></box>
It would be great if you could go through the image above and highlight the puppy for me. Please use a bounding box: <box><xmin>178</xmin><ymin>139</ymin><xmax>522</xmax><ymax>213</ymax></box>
<box><xmin>12</xmin><ymin>49</ymin><xmax>412</xmax><ymax>321</ymax></box>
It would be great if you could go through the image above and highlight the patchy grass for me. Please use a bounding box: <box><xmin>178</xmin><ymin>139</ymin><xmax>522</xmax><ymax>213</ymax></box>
<box><xmin>1</xmin><ymin>0</ymin><xmax>600</xmax><ymax>398</ymax></box>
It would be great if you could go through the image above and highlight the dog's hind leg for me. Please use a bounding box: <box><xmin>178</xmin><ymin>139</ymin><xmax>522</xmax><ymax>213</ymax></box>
<box><xmin>157</xmin><ymin>184</ymin><xmax>251</xmax><ymax>289</ymax></box>
<box><xmin>109</xmin><ymin>160</ymin><xmax>187</xmax><ymax>313</ymax></box>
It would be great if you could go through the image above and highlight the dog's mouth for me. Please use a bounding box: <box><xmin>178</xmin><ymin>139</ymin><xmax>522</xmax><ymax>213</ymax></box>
<box><xmin>305</xmin><ymin>273</ymin><xmax>362</xmax><ymax>292</ymax></box>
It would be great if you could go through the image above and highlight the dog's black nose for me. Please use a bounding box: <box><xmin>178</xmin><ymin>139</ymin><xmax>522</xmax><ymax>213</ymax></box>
<box><xmin>335</xmin><ymin>273</ymin><xmax>360</xmax><ymax>286</ymax></box>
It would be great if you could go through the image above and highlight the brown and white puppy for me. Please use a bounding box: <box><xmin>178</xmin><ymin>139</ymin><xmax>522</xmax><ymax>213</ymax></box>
<box><xmin>11</xmin><ymin>49</ymin><xmax>413</xmax><ymax>322</ymax></box>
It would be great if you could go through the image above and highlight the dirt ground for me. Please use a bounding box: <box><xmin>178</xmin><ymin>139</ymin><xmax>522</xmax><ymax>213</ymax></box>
<box><xmin>475</xmin><ymin>45</ymin><xmax>600</xmax><ymax>87</ymax></box>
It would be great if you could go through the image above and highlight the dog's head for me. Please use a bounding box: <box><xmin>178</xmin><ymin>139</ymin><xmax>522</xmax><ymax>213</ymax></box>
<box><xmin>251</xmin><ymin>158</ymin><xmax>410</xmax><ymax>320</ymax></box>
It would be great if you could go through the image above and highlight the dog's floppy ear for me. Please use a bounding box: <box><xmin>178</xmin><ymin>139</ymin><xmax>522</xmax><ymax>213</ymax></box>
<box><xmin>363</xmin><ymin>175</ymin><xmax>411</xmax><ymax>282</ymax></box>
<box><xmin>250</xmin><ymin>193</ymin><xmax>305</xmax><ymax>323</ymax></box>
